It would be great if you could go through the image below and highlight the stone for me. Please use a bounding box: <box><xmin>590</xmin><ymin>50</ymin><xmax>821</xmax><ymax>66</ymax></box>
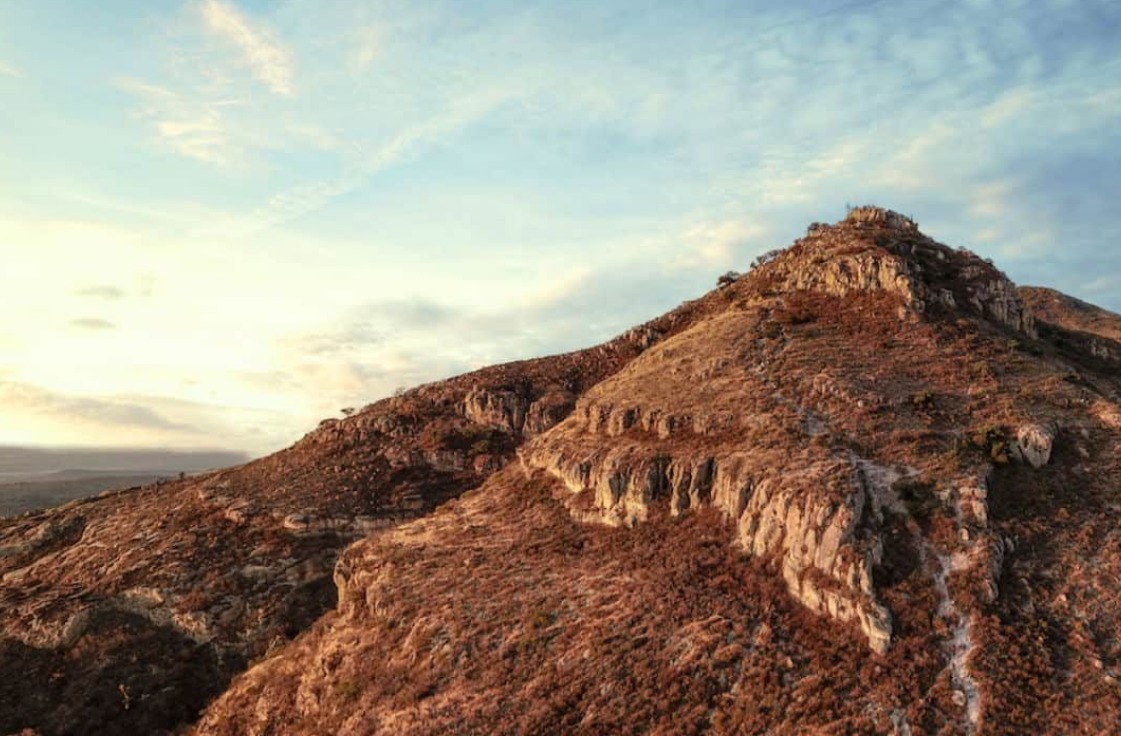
<box><xmin>522</xmin><ymin>431</ymin><xmax>894</xmax><ymax>653</ymax></box>
<box><xmin>1017</xmin><ymin>422</ymin><xmax>1057</xmax><ymax>468</ymax></box>
<box><xmin>464</xmin><ymin>388</ymin><xmax>529</xmax><ymax>433</ymax></box>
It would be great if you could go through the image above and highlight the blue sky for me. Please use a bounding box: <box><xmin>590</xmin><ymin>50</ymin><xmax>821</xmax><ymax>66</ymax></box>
<box><xmin>1</xmin><ymin>0</ymin><xmax>1119</xmax><ymax>454</ymax></box>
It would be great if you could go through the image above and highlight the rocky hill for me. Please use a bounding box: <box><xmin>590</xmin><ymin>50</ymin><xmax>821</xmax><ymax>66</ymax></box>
<box><xmin>5</xmin><ymin>207</ymin><xmax>1121</xmax><ymax>735</ymax></box>
<box><xmin>0</xmin><ymin>274</ymin><xmax>721</xmax><ymax>736</ymax></box>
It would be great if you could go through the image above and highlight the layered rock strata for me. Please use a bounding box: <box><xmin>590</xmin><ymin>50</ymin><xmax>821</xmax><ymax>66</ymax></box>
<box><xmin>520</xmin><ymin>304</ymin><xmax>897</xmax><ymax>653</ymax></box>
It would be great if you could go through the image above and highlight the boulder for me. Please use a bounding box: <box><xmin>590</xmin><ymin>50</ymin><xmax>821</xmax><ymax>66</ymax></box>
<box><xmin>1017</xmin><ymin>422</ymin><xmax>1057</xmax><ymax>468</ymax></box>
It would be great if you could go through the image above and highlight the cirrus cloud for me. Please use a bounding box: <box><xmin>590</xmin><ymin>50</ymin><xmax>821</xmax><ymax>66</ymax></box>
<box><xmin>199</xmin><ymin>0</ymin><xmax>294</xmax><ymax>96</ymax></box>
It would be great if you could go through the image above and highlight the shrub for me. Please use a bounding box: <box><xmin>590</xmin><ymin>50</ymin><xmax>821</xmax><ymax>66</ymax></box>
<box><xmin>970</xmin><ymin>425</ymin><xmax>1010</xmax><ymax>463</ymax></box>
<box><xmin>910</xmin><ymin>390</ymin><xmax>935</xmax><ymax>410</ymax></box>
<box><xmin>335</xmin><ymin>679</ymin><xmax>362</xmax><ymax>702</ymax></box>
<box><xmin>716</xmin><ymin>271</ymin><xmax>742</xmax><ymax>288</ymax></box>
<box><xmin>750</xmin><ymin>249</ymin><xmax>783</xmax><ymax>271</ymax></box>
<box><xmin>775</xmin><ymin>293</ymin><xmax>818</xmax><ymax>326</ymax></box>
<box><xmin>762</xmin><ymin>321</ymin><xmax>783</xmax><ymax>339</ymax></box>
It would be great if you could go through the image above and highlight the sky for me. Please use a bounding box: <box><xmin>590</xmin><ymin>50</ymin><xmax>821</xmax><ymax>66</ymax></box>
<box><xmin>1</xmin><ymin>0</ymin><xmax>1119</xmax><ymax>456</ymax></box>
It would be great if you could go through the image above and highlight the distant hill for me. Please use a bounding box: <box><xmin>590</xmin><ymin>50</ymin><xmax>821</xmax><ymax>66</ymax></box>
<box><xmin>0</xmin><ymin>447</ymin><xmax>248</xmax><ymax>480</ymax></box>
<box><xmin>0</xmin><ymin>447</ymin><xmax>248</xmax><ymax>517</ymax></box>
<box><xmin>0</xmin><ymin>474</ymin><xmax>166</xmax><ymax>517</ymax></box>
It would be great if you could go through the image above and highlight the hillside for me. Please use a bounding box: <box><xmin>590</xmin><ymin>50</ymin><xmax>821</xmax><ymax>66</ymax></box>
<box><xmin>0</xmin><ymin>276</ymin><xmax>723</xmax><ymax>735</ymax></box>
<box><xmin>1019</xmin><ymin>287</ymin><xmax>1121</xmax><ymax>341</ymax></box>
<box><xmin>5</xmin><ymin>208</ymin><xmax>1121</xmax><ymax>735</ymax></box>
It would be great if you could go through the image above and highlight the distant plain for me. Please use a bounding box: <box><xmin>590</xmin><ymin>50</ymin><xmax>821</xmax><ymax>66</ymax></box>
<box><xmin>0</xmin><ymin>447</ymin><xmax>248</xmax><ymax>517</ymax></box>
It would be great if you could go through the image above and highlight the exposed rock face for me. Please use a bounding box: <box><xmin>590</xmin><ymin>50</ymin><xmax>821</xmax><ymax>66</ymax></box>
<box><xmin>520</xmin><ymin>309</ymin><xmax>894</xmax><ymax>653</ymax></box>
<box><xmin>776</xmin><ymin>244</ymin><xmax>923</xmax><ymax>309</ymax></box>
<box><xmin>463</xmin><ymin>386</ymin><xmax>577</xmax><ymax>436</ymax></box>
<box><xmin>965</xmin><ymin>273</ymin><xmax>1036</xmax><ymax>338</ymax></box>
<box><xmin>526</xmin><ymin>445</ymin><xmax>895</xmax><ymax>653</ymax></box>
<box><xmin>523</xmin><ymin>388</ymin><xmax>576</xmax><ymax>435</ymax></box>
<box><xmin>762</xmin><ymin>207</ymin><xmax>1037</xmax><ymax>338</ymax></box>
<box><xmin>741</xmin><ymin>464</ymin><xmax>892</xmax><ymax>654</ymax></box>
<box><xmin>1017</xmin><ymin>422</ymin><xmax>1058</xmax><ymax>468</ymax></box>
<box><xmin>464</xmin><ymin>388</ymin><xmax>529</xmax><ymax>432</ymax></box>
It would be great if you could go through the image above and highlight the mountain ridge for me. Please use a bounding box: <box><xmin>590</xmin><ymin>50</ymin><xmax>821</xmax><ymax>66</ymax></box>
<box><xmin>4</xmin><ymin>207</ymin><xmax>1121</xmax><ymax>735</ymax></box>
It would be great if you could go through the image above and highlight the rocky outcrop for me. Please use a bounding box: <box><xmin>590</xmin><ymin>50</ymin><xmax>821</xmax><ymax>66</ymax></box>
<box><xmin>1017</xmin><ymin>422</ymin><xmax>1058</xmax><ymax>468</ymax></box>
<box><xmin>761</xmin><ymin>207</ymin><xmax>1037</xmax><ymax>338</ymax></box>
<box><xmin>779</xmin><ymin>246</ymin><xmax>925</xmax><ymax>310</ymax></box>
<box><xmin>522</xmin><ymin>432</ymin><xmax>893</xmax><ymax>653</ymax></box>
<box><xmin>740</xmin><ymin>463</ymin><xmax>892</xmax><ymax>655</ymax></box>
<box><xmin>464</xmin><ymin>388</ymin><xmax>529</xmax><ymax>433</ymax></box>
<box><xmin>464</xmin><ymin>387</ymin><xmax>577</xmax><ymax>436</ymax></box>
<box><xmin>281</xmin><ymin>512</ymin><xmax>399</xmax><ymax>535</ymax></box>
<box><xmin>523</xmin><ymin>389</ymin><xmax>576</xmax><ymax>435</ymax></box>
<box><xmin>963</xmin><ymin>270</ymin><xmax>1036</xmax><ymax>337</ymax></box>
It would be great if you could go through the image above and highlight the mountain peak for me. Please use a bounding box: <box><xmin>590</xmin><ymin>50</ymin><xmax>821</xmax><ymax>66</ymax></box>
<box><xmin>743</xmin><ymin>205</ymin><xmax>1036</xmax><ymax>338</ymax></box>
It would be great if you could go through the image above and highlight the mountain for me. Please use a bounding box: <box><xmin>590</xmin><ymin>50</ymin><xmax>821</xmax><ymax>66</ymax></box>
<box><xmin>5</xmin><ymin>207</ymin><xmax>1121</xmax><ymax>735</ymax></box>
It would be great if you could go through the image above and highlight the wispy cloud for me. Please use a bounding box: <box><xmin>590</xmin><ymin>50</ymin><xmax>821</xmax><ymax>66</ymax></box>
<box><xmin>981</xmin><ymin>87</ymin><xmax>1036</xmax><ymax>129</ymax></box>
<box><xmin>212</xmin><ymin>85</ymin><xmax>514</xmax><ymax>236</ymax></box>
<box><xmin>199</xmin><ymin>0</ymin><xmax>294</xmax><ymax>96</ymax></box>
<box><xmin>117</xmin><ymin>2</ymin><xmax>300</xmax><ymax>165</ymax></box>
<box><xmin>0</xmin><ymin>61</ymin><xmax>21</xmax><ymax>78</ymax></box>
<box><xmin>120</xmin><ymin>79</ymin><xmax>241</xmax><ymax>166</ymax></box>
<box><xmin>69</xmin><ymin>317</ymin><xmax>116</xmax><ymax>331</ymax></box>
<box><xmin>75</xmin><ymin>285</ymin><xmax>127</xmax><ymax>300</ymax></box>
<box><xmin>348</xmin><ymin>25</ymin><xmax>381</xmax><ymax>73</ymax></box>
<box><xmin>668</xmin><ymin>219</ymin><xmax>771</xmax><ymax>270</ymax></box>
